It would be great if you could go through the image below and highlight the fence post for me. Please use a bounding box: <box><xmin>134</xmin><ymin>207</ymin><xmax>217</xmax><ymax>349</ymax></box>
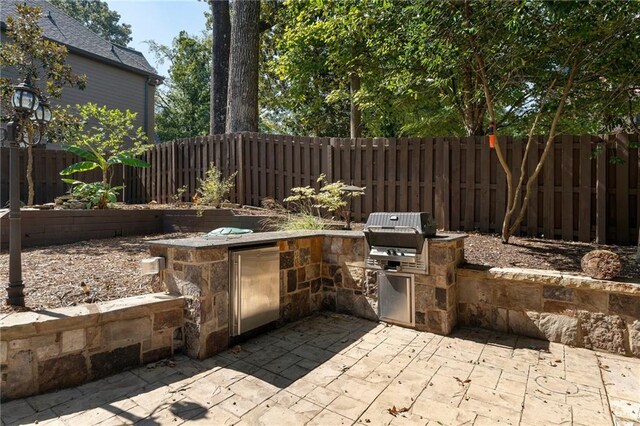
<box><xmin>327</xmin><ymin>138</ymin><xmax>336</xmax><ymax>182</ymax></box>
<box><xmin>236</xmin><ymin>133</ymin><xmax>245</xmax><ymax>206</ymax></box>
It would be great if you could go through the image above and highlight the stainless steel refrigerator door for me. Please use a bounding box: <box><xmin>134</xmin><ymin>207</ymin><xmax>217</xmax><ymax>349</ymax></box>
<box><xmin>378</xmin><ymin>272</ymin><xmax>414</xmax><ymax>327</ymax></box>
<box><xmin>231</xmin><ymin>246</ymin><xmax>280</xmax><ymax>336</ymax></box>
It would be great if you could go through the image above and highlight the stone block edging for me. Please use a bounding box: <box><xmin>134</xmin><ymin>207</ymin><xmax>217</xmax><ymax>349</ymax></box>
<box><xmin>1</xmin><ymin>293</ymin><xmax>185</xmax><ymax>401</ymax></box>
<box><xmin>457</xmin><ymin>265</ymin><xmax>640</xmax><ymax>357</ymax></box>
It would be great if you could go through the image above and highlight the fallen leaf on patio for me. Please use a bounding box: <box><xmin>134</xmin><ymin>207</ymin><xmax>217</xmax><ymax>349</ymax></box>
<box><xmin>231</xmin><ymin>345</ymin><xmax>242</xmax><ymax>354</ymax></box>
<box><xmin>454</xmin><ymin>377</ymin><xmax>471</xmax><ymax>385</ymax></box>
<box><xmin>387</xmin><ymin>406</ymin><xmax>409</xmax><ymax>417</ymax></box>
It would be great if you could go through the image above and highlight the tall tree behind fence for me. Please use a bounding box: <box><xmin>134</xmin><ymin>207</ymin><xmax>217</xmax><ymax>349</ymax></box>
<box><xmin>0</xmin><ymin>147</ymin><xmax>124</xmax><ymax>207</ymax></box>
<box><xmin>1</xmin><ymin>133</ymin><xmax>638</xmax><ymax>244</ymax></box>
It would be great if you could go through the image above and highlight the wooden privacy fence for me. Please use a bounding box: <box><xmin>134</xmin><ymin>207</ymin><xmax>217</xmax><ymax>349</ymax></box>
<box><xmin>122</xmin><ymin>132</ymin><xmax>639</xmax><ymax>245</ymax></box>
<box><xmin>0</xmin><ymin>147</ymin><xmax>125</xmax><ymax>207</ymax></box>
<box><xmin>1</xmin><ymin>133</ymin><xmax>638</xmax><ymax>245</ymax></box>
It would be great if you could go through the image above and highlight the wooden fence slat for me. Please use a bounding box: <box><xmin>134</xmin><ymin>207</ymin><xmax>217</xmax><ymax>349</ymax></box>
<box><xmin>435</xmin><ymin>138</ymin><xmax>444</xmax><ymax>227</ymax></box>
<box><xmin>253</xmin><ymin>134</ymin><xmax>261</xmax><ymax>204</ymax></box>
<box><xmin>376</xmin><ymin>138</ymin><xmax>385</xmax><ymax>213</ymax></box>
<box><xmin>410</xmin><ymin>139</ymin><xmax>420</xmax><ymax>213</ymax></box>
<box><xmin>543</xmin><ymin>139</ymin><xmax>555</xmax><ymax>239</ymax></box>
<box><xmin>479</xmin><ymin>137</ymin><xmax>490</xmax><ymax>232</ymax></box>
<box><xmin>495</xmin><ymin>138</ymin><xmax>506</xmax><ymax>234</ymax></box>
<box><xmin>398</xmin><ymin>137</ymin><xmax>409</xmax><ymax>212</ymax></box>
<box><xmin>365</xmin><ymin>139</ymin><xmax>374</xmax><ymax>218</ymax></box>
<box><xmin>286</xmin><ymin>136</ymin><xmax>293</xmax><ymax>198</ymax></box>
<box><xmin>354</xmin><ymin>138</ymin><xmax>362</xmax><ymax>221</ymax></box>
<box><xmin>267</xmin><ymin>134</ymin><xmax>275</xmax><ymax>198</ymax></box>
<box><xmin>450</xmin><ymin>138</ymin><xmax>460</xmax><ymax>230</ymax></box>
<box><xmin>294</xmin><ymin>135</ymin><xmax>302</xmax><ymax>189</ymax></box>
<box><xmin>303</xmin><ymin>136</ymin><xmax>311</xmax><ymax>188</ymax></box>
<box><xmin>578</xmin><ymin>136</ymin><xmax>592</xmax><ymax>242</ymax></box>
<box><xmin>616</xmin><ymin>136</ymin><xmax>629</xmax><ymax>244</ymax></box>
<box><xmin>595</xmin><ymin>137</ymin><xmax>607</xmax><ymax>243</ymax></box>
<box><xmin>526</xmin><ymin>137</ymin><xmax>540</xmax><ymax>237</ymax></box>
<box><xmin>312</xmin><ymin>137</ymin><xmax>320</xmax><ymax>182</ymax></box>
<box><xmin>561</xmin><ymin>135</ymin><xmax>574</xmax><ymax>240</ymax></box>
<box><xmin>388</xmin><ymin>138</ymin><xmax>397</xmax><ymax>212</ymax></box>
<box><xmin>424</xmin><ymin>138</ymin><xmax>434</xmax><ymax>216</ymax></box>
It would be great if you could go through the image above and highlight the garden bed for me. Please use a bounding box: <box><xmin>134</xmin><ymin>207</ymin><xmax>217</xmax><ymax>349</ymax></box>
<box><xmin>1</xmin><ymin>231</ymin><xmax>637</xmax><ymax>313</ymax></box>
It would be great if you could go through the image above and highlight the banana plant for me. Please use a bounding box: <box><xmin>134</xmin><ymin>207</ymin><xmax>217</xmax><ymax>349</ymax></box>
<box><xmin>58</xmin><ymin>103</ymin><xmax>151</xmax><ymax>208</ymax></box>
<box><xmin>60</xmin><ymin>145</ymin><xmax>149</xmax><ymax>187</ymax></box>
<box><xmin>60</xmin><ymin>145</ymin><xmax>149</xmax><ymax>208</ymax></box>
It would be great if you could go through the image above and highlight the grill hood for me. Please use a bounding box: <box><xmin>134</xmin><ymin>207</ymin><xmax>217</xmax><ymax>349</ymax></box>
<box><xmin>363</xmin><ymin>212</ymin><xmax>437</xmax><ymax>253</ymax></box>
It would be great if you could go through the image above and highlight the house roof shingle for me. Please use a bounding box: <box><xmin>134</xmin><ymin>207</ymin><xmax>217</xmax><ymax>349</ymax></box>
<box><xmin>1</xmin><ymin>0</ymin><xmax>162</xmax><ymax>80</ymax></box>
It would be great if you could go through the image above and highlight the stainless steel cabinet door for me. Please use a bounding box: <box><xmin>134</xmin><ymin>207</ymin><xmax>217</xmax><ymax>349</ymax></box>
<box><xmin>231</xmin><ymin>246</ymin><xmax>280</xmax><ymax>336</ymax></box>
<box><xmin>378</xmin><ymin>272</ymin><xmax>414</xmax><ymax>327</ymax></box>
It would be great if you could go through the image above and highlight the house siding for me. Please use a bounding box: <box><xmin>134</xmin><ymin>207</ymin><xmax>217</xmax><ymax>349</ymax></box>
<box><xmin>1</xmin><ymin>33</ymin><xmax>156</xmax><ymax>142</ymax></box>
<box><xmin>61</xmin><ymin>54</ymin><xmax>149</xmax><ymax>136</ymax></box>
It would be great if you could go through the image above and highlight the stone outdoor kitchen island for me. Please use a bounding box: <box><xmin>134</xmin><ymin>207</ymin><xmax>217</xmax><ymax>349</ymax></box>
<box><xmin>147</xmin><ymin>230</ymin><xmax>466</xmax><ymax>360</ymax></box>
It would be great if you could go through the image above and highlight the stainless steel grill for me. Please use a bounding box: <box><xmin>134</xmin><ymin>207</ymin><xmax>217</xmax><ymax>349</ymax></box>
<box><xmin>364</xmin><ymin>212</ymin><xmax>437</xmax><ymax>328</ymax></box>
<box><xmin>364</xmin><ymin>212</ymin><xmax>436</xmax><ymax>273</ymax></box>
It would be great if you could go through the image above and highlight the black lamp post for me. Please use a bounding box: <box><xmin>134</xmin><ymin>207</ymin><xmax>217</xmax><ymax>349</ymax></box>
<box><xmin>2</xmin><ymin>78</ymin><xmax>51</xmax><ymax>306</ymax></box>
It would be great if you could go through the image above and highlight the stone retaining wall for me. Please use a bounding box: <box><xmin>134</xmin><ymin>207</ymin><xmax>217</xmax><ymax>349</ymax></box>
<box><xmin>458</xmin><ymin>267</ymin><xmax>640</xmax><ymax>357</ymax></box>
<box><xmin>0</xmin><ymin>294</ymin><xmax>184</xmax><ymax>401</ymax></box>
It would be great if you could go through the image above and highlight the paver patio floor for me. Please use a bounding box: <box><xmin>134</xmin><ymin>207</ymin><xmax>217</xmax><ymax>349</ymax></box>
<box><xmin>2</xmin><ymin>313</ymin><xmax>639</xmax><ymax>426</ymax></box>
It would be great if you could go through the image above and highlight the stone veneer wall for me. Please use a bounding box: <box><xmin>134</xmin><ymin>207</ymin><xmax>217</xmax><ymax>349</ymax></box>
<box><xmin>321</xmin><ymin>235</ymin><xmax>465</xmax><ymax>335</ymax></box>
<box><xmin>321</xmin><ymin>235</ymin><xmax>375</xmax><ymax>320</ymax></box>
<box><xmin>0</xmin><ymin>294</ymin><xmax>184</xmax><ymax>400</ymax></box>
<box><xmin>150</xmin><ymin>245</ymin><xmax>231</xmax><ymax>360</ymax></box>
<box><xmin>278</xmin><ymin>237</ymin><xmax>324</xmax><ymax>322</ymax></box>
<box><xmin>151</xmin><ymin>236</ymin><xmax>325</xmax><ymax>360</ymax></box>
<box><xmin>458</xmin><ymin>267</ymin><xmax>640</xmax><ymax>357</ymax></box>
<box><xmin>413</xmin><ymin>238</ymin><xmax>465</xmax><ymax>334</ymax></box>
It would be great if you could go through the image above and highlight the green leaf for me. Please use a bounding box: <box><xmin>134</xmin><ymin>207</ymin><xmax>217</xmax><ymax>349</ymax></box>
<box><xmin>59</xmin><ymin>161</ymin><xmax>99</xmax><ymax>175</ymax></box>
<box><xmin>64</xmin><ymin>145</ymin><xmax>99</xmax><ymax>162</ymax></box>
<box><xmin>108</xmin><ymin>155</ymin><xmax>150</xmax><ymax>168</ymax></box>
<box><xmin>61</xmin><ymin>178</ymin><xmax>84</xmax><ymax>185</ymax></box>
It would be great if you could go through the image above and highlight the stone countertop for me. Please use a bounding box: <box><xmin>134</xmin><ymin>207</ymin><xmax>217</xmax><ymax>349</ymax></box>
<box><xmin>146</xmin><ymin>230</ymin><xmax>352</xmax><ymax>249</ymax></box>
<box><xmin>147</xmin><ymin>230</ymin><xmax>466</xmax><ymax>249</ymax></box>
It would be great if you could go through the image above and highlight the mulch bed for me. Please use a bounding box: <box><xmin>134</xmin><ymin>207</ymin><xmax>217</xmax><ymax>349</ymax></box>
<box><xmin>1</xmin><ymin>230</ymin><xmax>637</xmax><ymax>313</ymax></box>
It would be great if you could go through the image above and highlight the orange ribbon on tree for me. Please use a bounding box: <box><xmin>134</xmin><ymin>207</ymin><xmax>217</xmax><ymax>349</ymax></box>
<box><xmin>488</xmin><ymin>121</ymin><xmax>496</xmax><ymax>149</ymax></box>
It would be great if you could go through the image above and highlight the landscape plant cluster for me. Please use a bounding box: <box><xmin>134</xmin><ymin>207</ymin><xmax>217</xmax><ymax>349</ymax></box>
<box><xmin>279</xmin><ymin>174</ymin><xmax>364</xmax><ymax>230</ymax></box>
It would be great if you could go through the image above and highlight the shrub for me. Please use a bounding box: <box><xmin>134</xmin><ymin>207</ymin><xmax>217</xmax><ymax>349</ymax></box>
<box><xmin>284</xmin><ymin>174</ymin><xmax>364</xmax><ymax>223</ymax></box>
<box><xmin>195</xmin><ymin>164</ymin><xmax>237</xmax><ymax>209</ymax></box>
<box><xmin>64</xmin><ymin>180</ymin><xmax>122</xmax><ymax>209</ymax></box>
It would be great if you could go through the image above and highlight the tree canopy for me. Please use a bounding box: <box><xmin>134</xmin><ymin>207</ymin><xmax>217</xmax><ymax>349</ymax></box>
<box><xmin>258</xmin><ymin>0</ymin><xmax>639</xmax><ymax>138</ymax></box>
<box><xmin>149</xmin><ymin>31</ymin><xmax>211</xmax><ymax>141</ymax></box>
<box><xmin>48</xmin><ymin>0</ymin><xmax>132</xmax><ymax>46</ymax></box>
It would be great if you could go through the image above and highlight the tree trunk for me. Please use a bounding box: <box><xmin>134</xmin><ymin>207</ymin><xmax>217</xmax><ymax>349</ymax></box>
<box><xmin>210</xmin><ymin>0</ymin><xmax>230</xmax><ymax>135</ymax></box>
<box><xmin>26</xmin><ymin>144</ymin><xmax>34</xmax><ymax>206</ymax></box>
<box><xmin>350</xmin><ymin>73</ymin><xmax>362</xmax><ymax>138</ymax></box>
<box><xmin>225</xmin><ymin>0</ymin><xmax>260</xmax><ymax>133</ymax></box>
